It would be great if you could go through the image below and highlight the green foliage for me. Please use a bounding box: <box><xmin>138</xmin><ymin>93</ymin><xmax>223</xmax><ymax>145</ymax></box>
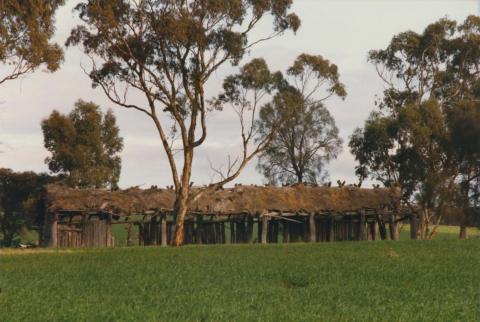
<box><xmin>0</xmin><ymin>169</ymin><xmax>56</xmax><ymax>246</ymax></box>
<box><xmin>216</xmin><ymin>54</ymin><xmax>345</xmax><ymax>186</ymax></box>
<box><xmin>41</xmin><ymin>100</ymin><xmax>124</xmax><ymax>189</ymax></box>
<box><xmin>255</xmin><ymin>54</ymin><xmax>346</xmax><ymax>185</ymax></box>
<box><xmin>1</xmin><ymin>240</ymin><xmax>479</xmax><ymax>321</ymax></box>
<box><xmin>351</xmin><ymin>16</ymin><xmax>480</xmax><ymax>236</ymax></box>
<box><xmin>0</xmin><ymin>0</ymin><xmax>64</xmax><ymax>84</ymax></box>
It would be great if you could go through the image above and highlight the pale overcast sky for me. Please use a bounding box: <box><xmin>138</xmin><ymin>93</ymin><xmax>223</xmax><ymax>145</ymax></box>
<box><xmin>0</xmin><ymin>0</ymin><xmax>477</xmax><ymax>188</ymax></box>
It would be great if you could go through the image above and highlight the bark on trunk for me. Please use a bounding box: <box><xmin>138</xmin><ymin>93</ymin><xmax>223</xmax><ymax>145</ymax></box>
<box><xmin>173</xmin><ymin>193</ymin><xmax>189</xmax><ymax>246</ymax></box>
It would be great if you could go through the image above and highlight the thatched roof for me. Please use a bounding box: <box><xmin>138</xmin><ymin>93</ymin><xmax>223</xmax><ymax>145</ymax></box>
<box><xmin>45</xmin><ymin>184</ymin><xmax>401</xmax><ymax>216</ymax></box>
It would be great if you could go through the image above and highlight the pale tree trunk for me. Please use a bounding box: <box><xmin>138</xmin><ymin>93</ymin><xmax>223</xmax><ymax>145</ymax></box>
<box><xmin>173</xmin><ymin>149</ymin><xmax>193</xmax><ymax>246</ymax></box>
<box><xmin>173</xmin><ymin>191</ymin><xmax>189</xmax><ymax>246</ymax></box>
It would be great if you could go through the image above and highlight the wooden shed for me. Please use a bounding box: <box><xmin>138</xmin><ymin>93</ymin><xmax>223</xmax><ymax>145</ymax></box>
<box><xmin>40</xmin><ymin>184</ymin><xmax>413</xmax><ymax>248</ymax></box>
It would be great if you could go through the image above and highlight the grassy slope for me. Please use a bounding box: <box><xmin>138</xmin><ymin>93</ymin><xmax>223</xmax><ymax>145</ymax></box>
<box><xmin>1</xmin><ymin>239</ymin><xmax>479</xmax><ymax>321</ymax></box>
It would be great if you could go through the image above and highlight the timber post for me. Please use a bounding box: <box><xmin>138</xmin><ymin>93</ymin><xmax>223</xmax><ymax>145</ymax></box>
<box><xmin>247</xmin><ymin>216</ymin><xmax>254</xmax><ymax>243</ymax></box>
<box><xmin>261</xmin><ymin>214</ymin><xmax>268</xmax><ymax>244</ymax></box>
<box><xmin>48</xmin><ymin>213</ymin><xmax>58</xmax><ymax>248</ymax></box>
<box><xmin>378</xmin><ymin>214</ymin><xmax>388</xmax><ymax>240</ymax></box>
<box><xmin>230</xmin><ymin>217</ymin><xmax>235</xmax><ymax>244</ymax></box>
<box><xmin>389</xmin><ymin>213</ymin><xmax>398</xmax><ymax>240</ymax></box>
<box><xmin>327</xmin><ymin>214</ymin><xmax>334</xmax><ymax>242</ymax></box>
<box><xmin>161</xmin><ymin>213</ymin><xmax>168</xmax><ymax>247</ymax></box>
<box><xmin>370</xmin><ymin>221</ymin><xmax>378</xmax><ymax>241</ymax></box>
<box><xmin>81</xmin><ymin>212</ymin><xmax>87</xmax><ymax>247</ymax></box>
<box><xmin>196</xmin><ymin>215</ymin><xmax>203</xmax><ymax>244</ymax></box>
<box><xmin>359</xmin><ymin>210</ymin><xmax>366</xmax><ymax>241</ymax></box>
<box><xmin>106</xmin><ymin>213</ymin><xmax>113</xmax><ymax>247</ymax></box>
<box><xmin>309</xmin><ymin>214</ymin><xmax>317</xmax><ymax>243</ymax></box>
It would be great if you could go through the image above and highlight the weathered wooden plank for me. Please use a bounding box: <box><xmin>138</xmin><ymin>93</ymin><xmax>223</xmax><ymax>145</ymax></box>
<box><xmin>106</xmin><ymin>214</ymin><xmax>113</xmax><ymax>247</ymax></box>
<box><xmin>81</xmin><ymin>213</ymin><xmax>87</xmax><ymax>247</ymax></box>
<box><xmin>261</xmin><ymin>215</ymin><xmax>268</xmax><ymax>244</ymax></box>
<box><xmin>230</xmin><ymin>218</ymin><xmax>235</xmax><ymax>244</ymax></box>
<box><xmin>271</xmin><ymin>220</ymin><xmax>279</xmax><ymax>243</ymax></box>
<box><xmin>160</xmin><ymin>214</ymin><xmax>167</xmax><ymax>246</ymax></box>
<box><xmin>389</xmin><ymin>213</ymin><xmax>398</xmax><ymax>240</ymax></box>
<box><xmin>282</xmin><ymin>220</ymin><xmax>290</xmax><ymax>243</ymax></box>
<box><xmin>309</xmin><ymin>214</ymin><xmax>317</xmax><ymax>243</ymax></box>
<box><xmin>247</xmin><ymin>216</ymin><xmax>254</xmax><ymax>243</ymax></box>
<box><xmin>48</xmin><ymin>213</ymin><xmax>58</xmax><ymax>248</ymax></box>
<box><xmin>359</xmin><ymin>211</ymin><xmax>366</xmax><ymax>241</ymax></box>
<box><xmin>369</xmin><ymin>221</ymin><xmax>377</xmax><ymax>241</ymax></box>
<box><xmin>220</xmin><ymin>222</ymin><xmax>226</xmax><ymax>244</ymax></box>
<box><xmin>196</xmin><ymin>215</ymin><xmax>204</xmax><ymax>244</ymax></box>
<box><xmin>378</xmin><ymin>215</ymin><xmax>387</xmax><ymax>240</ymax></box>
<box><xmin>327</xmin><ymin>215</ymin><xmax>334</xmax><ymax>242</ymax></box>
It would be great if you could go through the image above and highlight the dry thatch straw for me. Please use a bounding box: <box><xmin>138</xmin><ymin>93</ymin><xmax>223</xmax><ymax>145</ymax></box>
<box><xmin>45</xmin><ymin>184</ymin><xmax>401</xmax><ymax>216</ymax></box>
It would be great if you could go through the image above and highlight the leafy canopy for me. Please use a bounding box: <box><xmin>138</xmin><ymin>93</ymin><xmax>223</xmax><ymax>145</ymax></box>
<box><xmin>255</xmin><ymin>54</ymin><xmax>346</xmax><ymax>185</ymax></box>
<box><xmin>0</xmin><ymin>169</ymin><xmax>56</xmax><ymax>246</ymax></box>
<box><xmin>42</xmin><ymin>100</ymin><xmax>124</xmax><ymax>189</ymax></box>
<box><xmin>350</xmin><ymin>16</ymin><xmax>480</xmax><ymax>237</ymax></box>
<box><xmin>0</xmin><ymin>0</ymin><xmax>64</xmax><ymax>85</ymax></box>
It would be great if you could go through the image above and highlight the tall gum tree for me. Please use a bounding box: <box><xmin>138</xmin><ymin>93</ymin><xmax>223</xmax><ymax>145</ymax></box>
<box><xmin>350</xmin><ymin>16</ymin><xmax>480</xmax><ymax>239</ymax></box>
<box><xmin>0</xmin><ymin>0</ymin><xmax>64</xmax><ymax>85</ymax></box>
<box><xmin>41</xmin><ymin>100</ymin><xmax>124</xmax><ymax>189</ymax></box>
<box><xmin>254</xmin><ymin>54</ymin><xmax>346</xmax><ymax>185</ymax></box>
<box><xmin>67</xmin><ymin>0</ymin><xmax>300</xmax><ymax>246</ymax></box>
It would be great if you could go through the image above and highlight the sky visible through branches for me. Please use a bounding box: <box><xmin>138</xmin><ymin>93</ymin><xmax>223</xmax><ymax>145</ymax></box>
<box><xmin>0</xmin><ymin>0</ymin><xmax>477</xmax><ymax>188</ymax></box>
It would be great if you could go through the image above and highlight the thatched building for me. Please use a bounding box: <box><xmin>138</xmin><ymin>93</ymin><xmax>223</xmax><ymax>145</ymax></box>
<box><xmin>41</xmin><ymin>184</ymin><xmax>414</xmax><ymax>248</ymax></box>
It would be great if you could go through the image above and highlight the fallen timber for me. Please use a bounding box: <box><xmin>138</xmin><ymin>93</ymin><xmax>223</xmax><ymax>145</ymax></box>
<box><xmin>40</xmin><ymin>184</ymin><xmax>420</xmax><ymax>248</ymax></box>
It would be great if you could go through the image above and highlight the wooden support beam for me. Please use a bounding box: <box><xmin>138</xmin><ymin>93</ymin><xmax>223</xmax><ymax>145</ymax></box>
<box><xmin>261</xmin><ymin>215</ymin><xmax>268</xmax><ymax>244</ymax></box>
<box><xmin>370</xmin><ymin>221</ymin><xmax>378</xmax><ymax>241</ymax></box>
<box><xmin>389</xmin><ymin>213</ymin><xmax>398</xmax><ymax>240</ymax></box>
<box><xmin>160</xmin><ymin>214</ymin><xmax>167</xmax><ymax>246</ymax></box>
<box><xmin>359</xmin><ymin>211</ymin><xmax>366</xmax><ymax>241</ymax></box>
<box><xmin>378</xmin><ymin>215</ymin><xmax>388</xmax><ymax>240</ymax></box>
<box><xmin>257</xmin><ymin>215</ymin><xmax>262</xmax><ymax>243</ymax></box>
<box><xmin>247</xmin><ymin>216</ymin><xmax>254</xmax><ymax>243</ymax></box>
<box><xmin>106</xmin><ymin>213</ymin><xmax>113</xmax><ymax>247</ymax></box>
<box><xmin>149</xmin><ymin>215</ymin><xmax>157</xmax><ymax>245</ymax></box>
<box><xmin>143</xmin><ymin>223</ymin><xmax>150</xmax><ymax>245</ymax></box>
<box><xmin>230</xmin><ymin>218</ymin><xmax>235</xmax><ymax>244</ymax></box>
<box><xmin>196</xmin><ymin>215</ymin><xmax>204</xmax><ymax>244</ymax></box>
<box><xmin>282</xmin><ymin>221</ymin><xmax>290</xmax><ymax>243</ymax></box>
<box><xmin>327</xmin><ymin>215</ymin><xmax>334</xmax><ymax>242</ymax></box>
<box><xmin>48</xmin><ymin>213</ymin><xmax>58</xmax><ymax>248</ymax></box>
<box><xmin>81</xmin><ymin>213</ymin><xmax>87</xmax><ymax>248</ymax></box>
<box><xmin>220</xmin><ymin>222</ymin><xmax>226</xmax><ymax>244</ymax></box>
<box><xmin>272</xmin><ymin>220</ymin><xmax>279</xmax><ymax>243</ymax></box>
<box><xmin>309</xmin><ymin>214</ymin><xmax>317</xmax><ymax>243</ymax></box>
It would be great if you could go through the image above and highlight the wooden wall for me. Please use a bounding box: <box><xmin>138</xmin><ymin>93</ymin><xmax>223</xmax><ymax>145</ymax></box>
<box><xmin>47</xmin><ymin>210</ymin><xmax>414</xmax><ymax>248</ymax></box>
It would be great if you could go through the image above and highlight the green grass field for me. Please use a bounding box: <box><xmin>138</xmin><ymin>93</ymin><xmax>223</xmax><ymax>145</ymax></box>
<box><xmin>1</xmin><ymin>237</ymin><xmax>479</xmax><ymax>321</ymax></box>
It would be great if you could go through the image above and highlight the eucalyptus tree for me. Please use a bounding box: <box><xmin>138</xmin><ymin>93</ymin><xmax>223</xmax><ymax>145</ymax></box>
<box><xmin>0</xmin><ymin>0</ymin><xmax>64</xmax><ymax>86</ymax></box>
<box><xmin>350</xmin><ymin>16</ymin><xmax>480</xmax><ymax>239</ymax></box>
<box><xmin>42</xmin><ymin>100</ymin><xmax>124</xmax><ymax>189</ymax></box>
<box><xmin>0</xmin><ymin>169</ymin><xmax>57</xmax><ymax>246</ymax></box>
<box><xmin>254</xmin><ymin>54</ymin><xmax>346</xmax><ymax>185</ymax></box>
<box><xmin>67</xmin><ymin>0</ymin><xmax>300</xmax><ymax>245</ymax></box>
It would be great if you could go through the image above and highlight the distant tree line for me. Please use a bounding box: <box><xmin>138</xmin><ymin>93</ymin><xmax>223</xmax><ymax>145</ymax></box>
<box><xmin>349</xmin><ymin>16</ymin><xmax>480</xmax><ymax>239</ymax></box>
